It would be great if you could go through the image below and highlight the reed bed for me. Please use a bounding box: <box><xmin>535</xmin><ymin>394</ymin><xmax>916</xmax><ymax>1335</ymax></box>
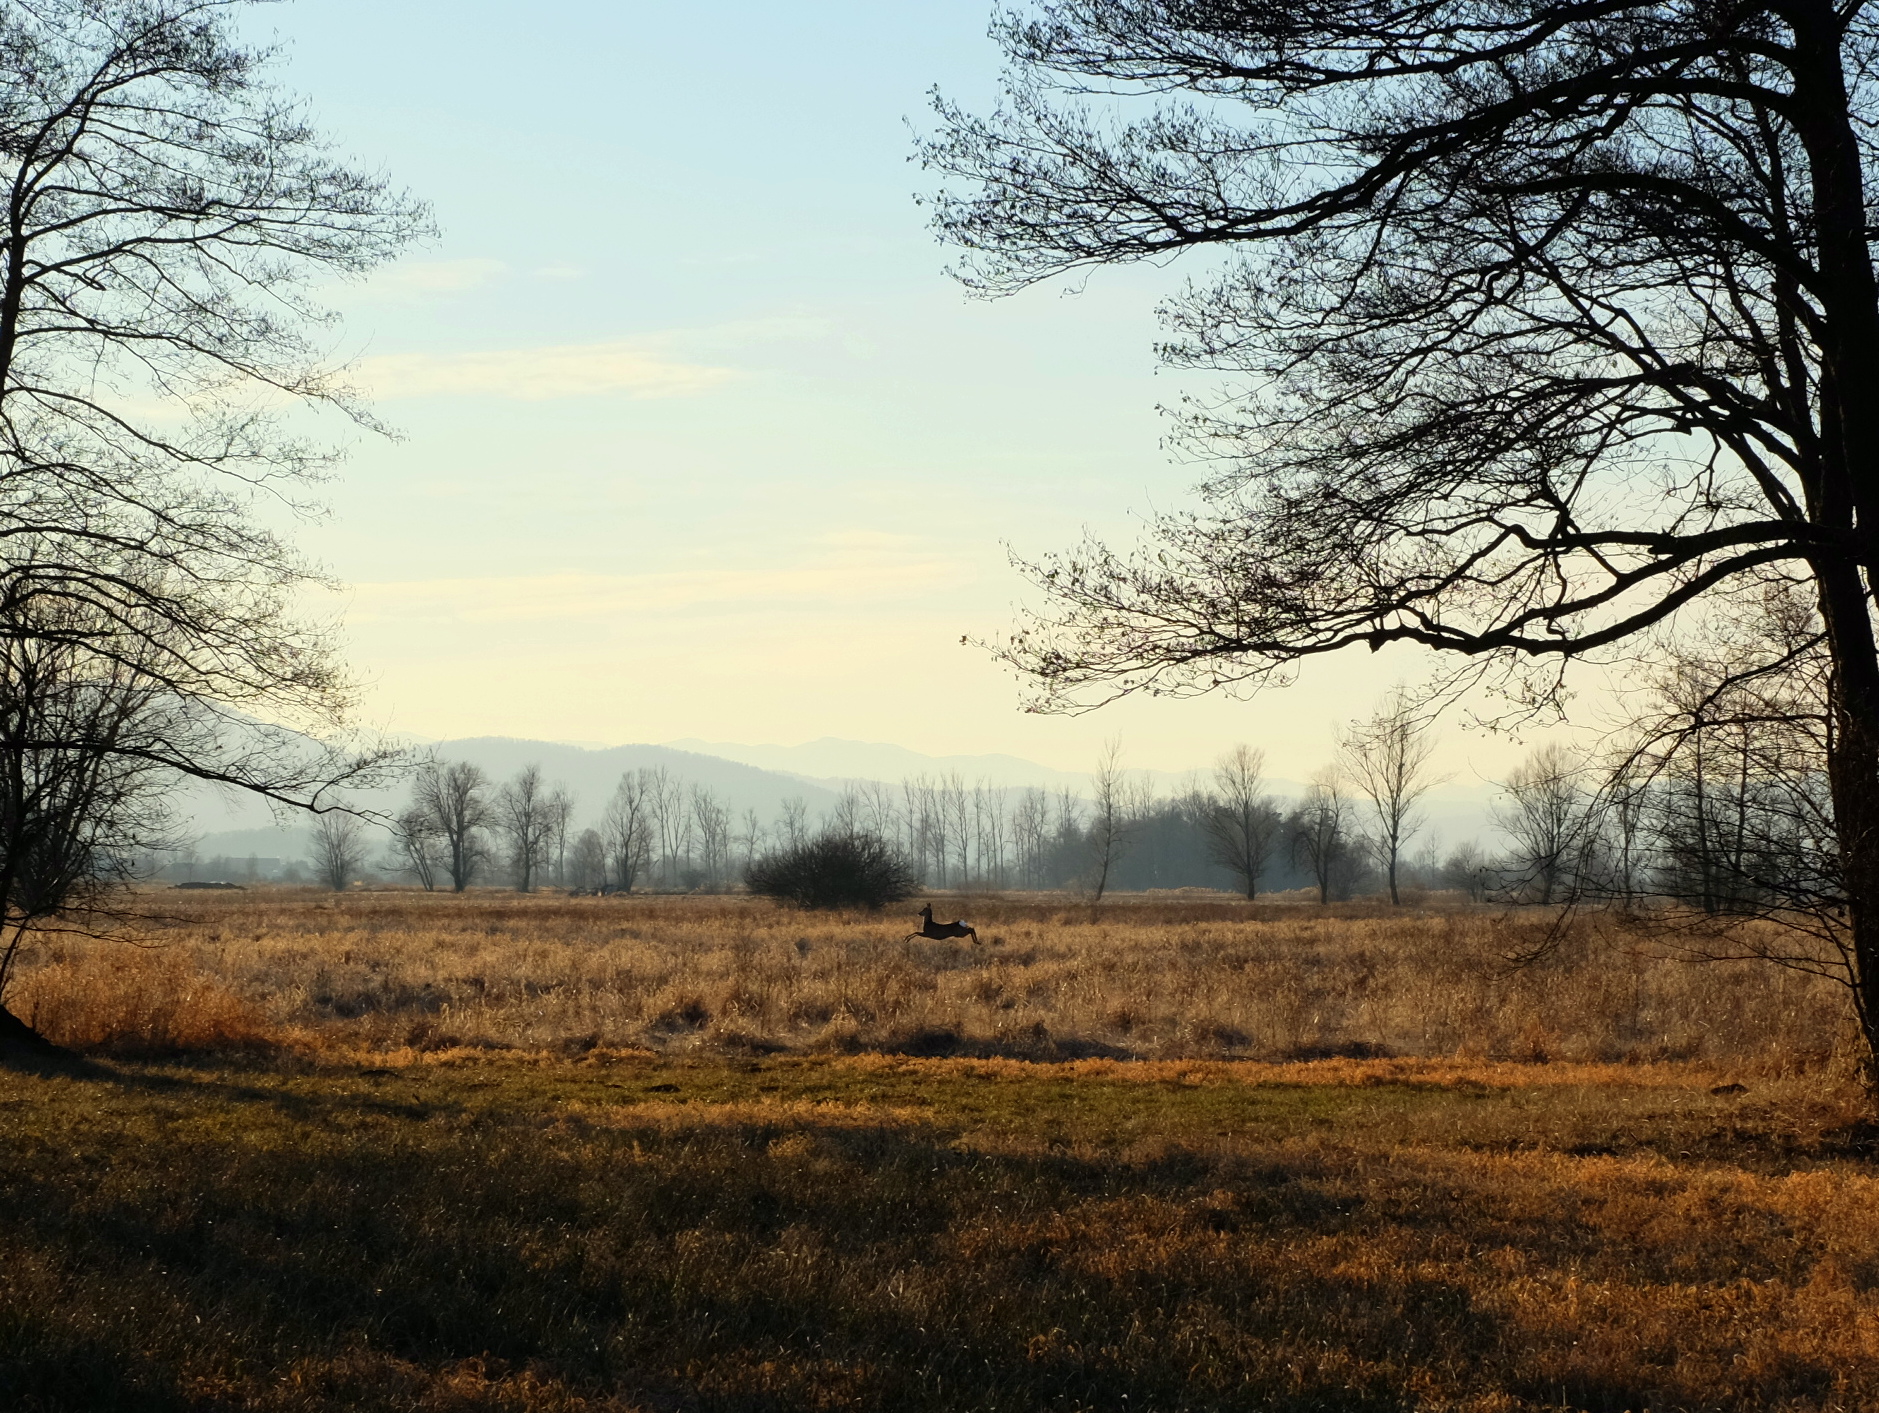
<box><xmin>9</xmin><ymin>889</ymin><xmax>1851</xmax><ymax>1069</ymax></box>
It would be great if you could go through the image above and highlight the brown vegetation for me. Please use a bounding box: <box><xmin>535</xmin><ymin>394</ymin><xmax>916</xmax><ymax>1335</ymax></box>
<box><xmin>7</xmin><ymin>889</ymin><xmax>1850</xmax><ymax>1069</ymax></box>
<box><xmin>3</xmin><ymin>892</ymin><xmax>1871</xmax><ymax>1411</ymax></box>
<box><xmin>2</xmin><ymin>1047</ymin><xmax>1876</xmax><ymax>1411</ymax></box>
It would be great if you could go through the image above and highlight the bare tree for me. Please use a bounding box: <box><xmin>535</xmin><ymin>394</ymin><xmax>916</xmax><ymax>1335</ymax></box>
<box><xmin>567</xmin><ymin>828</ymin><xmax>606</xmax><ymax>893</ymax></box>
<box><xmin>1200</xmin><ymin>746</ymin><xmax>1281</xmax><ymax>899</ymax></box>
<box><xmin>778</xmin><ymin>796</ymin><xmax>809</xmax><ymax>851</ymax></box>
<box><xmin>736</xmin><ymin>808</ymin><xmax>766</xmax><ymax>880</ymax></box>
<box><xmin>1339</xmin><ymin>696</ymin><xmax>1443</xmax><ymax>906</ymax></box>
<box><xmin>1441</xmin><ymin>842</ymin><xmax>1494</xmax><ymax>905</ymax></box>
<box><xmin>858</xmin><ymin>781</ymin><xmax>901</xmax><ymax>843</ymax></box>
<box><xmin>943</xmin><ymin>773</ymin><xmax>972</xmax><ymax>885</ymax></box>
<box><xmin>543</xmin><ymin>787</ymin><xmax>576</xmax><ymax>889</ymax></box>
<box><xmin>927</xmin><ymin>1</ymin><xmax>1879</xmax><ymax>1072</ymax></box>
<box><xmin>413</xmin><ymin>762</ymin><xmax>490</xmax><ymax>894</ymax></box>
<box><xmin>831</xmin><ymin>787</ymin><xmax>863</xmax><ymax>838</ymax></box>
<box><xmin>1497</xmin><ymin>745</ymin><xmax>1592</xmax><ymax>905</ymax></box>
<box><xmin>0</xmin><ymin>2</ymin><xmax>423</xmax><ymax>801</ymax></box>
<box><xmin>495</xmin><ymin>765</ymin><xmax>554</xmax><ymax>893</ymax></box>
<box><xmin>927</xmin><ymin>779</ymin><xmax>952</xmax><ymax>886</ymax></box>
<box><xmin>0</xmin><ymin>1</ymin><xmax>425</xmax><ymax>1040</ymax></box>
<box><xmin>972</xmin><ymin>782</ymin><xmax>1009</xmax><ymax>887</ymax></box>
<box><xmin>0</xmin><ymin>602</ymin><xmax>185</xmax><ymax>1026</ymax></box>
<box><xmin>647</xmin><ymin>769</ymin><xmax>684</xmax><ymax>886</ymax></box>
<box><xmin>388</xmin><ymin>808</ymin><xmax>442</xmax><ymax>892</ymax></box>
<box><xmin>0</xmin><ymin>583</ymin><xmax>407</xmax><ymax>1040</ymax></box>
<box><xmin>1291</xmin><ymin>770</ymin><xmax>1356</xmax><ymax>906</ymax></box>
<box><xmin>1597</xmin><ymin>587</ymin><xmax>1844</xmax><ymax>940</ymax></box>
<box><xmin>1087</xmin><ymin>738</ymin><xmax>1145</xmax><ymax>901</ymax></box>
<box><xmin>1012</xmin><ymin>787</ymin><xmax>1050</xmax><ymax>889</ymax></box>
<box><xmin>691</xmin><ymin>785</ymin><xmax>732</xmax><ymax>891</ymax></box>
<box><xmin>603</xmin><ymin>771</ymin><xmax>655</xmax><ymax>894</ymax></box>
<box><xmin>311</xmin><ymin>813</ymin><xmax>367</xmax><ymax>893</ymax></box>
<box><xmin>899</xmin><ymin>778</ymin><xmax>926</xmax><ymax>880</ymax></box>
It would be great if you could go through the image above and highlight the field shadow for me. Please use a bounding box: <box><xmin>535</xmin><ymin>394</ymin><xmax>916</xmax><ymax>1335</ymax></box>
<box><xmin>855</xmin><ymin>1023</ymin><xmax>1137</xmax><ymax>1061</ymax></box>
<box><xmin>0</xmin><ymin>1324</ymin><xmax>188</xmax><ymax>1413</ymax></box>
<box><xmin>0</xmin><ymin>1094</ymin><xmax>1547</xmax><ymax>1413</ymax></box>
<box><xmin>0</xmin><ymin>1055</ymin><xmax>1852</xmax><ymax>1411</ymax></box>
<box><xmin>0</xmin><ymin>1044</ymin><xmax>105</xmax><ymax>1080</ymax></box>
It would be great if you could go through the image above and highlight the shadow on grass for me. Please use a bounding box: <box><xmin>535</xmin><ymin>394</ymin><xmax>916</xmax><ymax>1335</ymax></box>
<box><xmin>0</xmin><ymin>1044</ymin><xmax>104</xmax><ymax>1081</ymax></box>
<box><xmin>0</xmin><ymin>1085</ymin><xmax>1521</xmax><ymax>1412</ymax></box>
<box><xmin>858</xmin><ymin>1022</ymin><xmax>1138</xmax><ymax>1061</ymax></box>
<box><xmin>0</xmin><ymin>1058</ymin><xmax>1830</xmax><ymax>1412</ymax></box>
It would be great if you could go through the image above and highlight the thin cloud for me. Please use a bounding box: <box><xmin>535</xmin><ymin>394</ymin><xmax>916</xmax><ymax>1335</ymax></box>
<box><xmin>357</xmin><ymin>341</ymin><xmax>735</xmax><ymax>401</ymax></box>
<box><xmin>347</xmin><ymin>553</ymin><xmax>962</xmax><ymax>626</ymax></box>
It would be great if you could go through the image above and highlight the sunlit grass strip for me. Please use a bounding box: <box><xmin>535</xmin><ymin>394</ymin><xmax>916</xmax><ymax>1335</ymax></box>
<box><xmin>9</xmin><ymin>890</ymin><xmax>1855</xmax><ymax>1073</ymax></box>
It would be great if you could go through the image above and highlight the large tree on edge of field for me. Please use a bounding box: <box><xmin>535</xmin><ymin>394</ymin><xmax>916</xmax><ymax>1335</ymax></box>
<box><xmin>0</xmin><ymin>0</ymin><xmax>424</xmax><ymax>1039</ymax></box>
<box><xmin>0</xmin><ymin>0</ymin><xmax>424</xmax><ymax>780</ymax></box>
<box><xmin>926</xmin><ymin>0</ymin><xmax>1879</xmax><ymax>1078</ymax></box>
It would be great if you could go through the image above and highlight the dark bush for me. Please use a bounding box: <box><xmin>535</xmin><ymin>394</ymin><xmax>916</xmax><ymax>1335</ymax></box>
<box><xmin>745</xmin><ymin>829</ymin><xmax>918</xmax><ymax>910</ymax></box>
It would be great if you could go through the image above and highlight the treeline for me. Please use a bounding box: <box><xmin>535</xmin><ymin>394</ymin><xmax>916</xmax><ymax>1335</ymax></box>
<box><xmin>314</xmin><ymin>674</ymin><xmax>1834</xmax><ymax>912</ymax></box>
<box><xmin>337</xmin><ymin>732</ymin><xmax>1453</xmax><ymax>899</ymax></box>
<box><xmin>360</xmin><ymin>763</ymin><xmax>769</xmax><ymax>894</ymax></box>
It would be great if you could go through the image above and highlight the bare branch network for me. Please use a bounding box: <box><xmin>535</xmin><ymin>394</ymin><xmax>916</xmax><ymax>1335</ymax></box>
<box><xmin>925</xmin><ymin>0</ymin><xmax>1879</xmax><ymax>708</ymax></box>
<box><xmin>0</xmin><ymin>0</ymin><xmax>429</xmax><ymax>733</ymax></box>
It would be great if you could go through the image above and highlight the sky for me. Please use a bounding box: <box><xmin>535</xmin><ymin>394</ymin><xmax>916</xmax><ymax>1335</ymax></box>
<box><xmin>250</xmin><ymin>0</ymin><xmax>1544</xmax><ymax>787</ymax></box>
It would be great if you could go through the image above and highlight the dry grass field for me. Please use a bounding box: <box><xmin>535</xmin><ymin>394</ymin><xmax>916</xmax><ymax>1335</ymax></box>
<box><xmin>6</xmin><ymin>888</ymin><xmax>1853</xmax><ymax>1068</ymax></box>
<box><xmin>1</xmin><ymin>891</ymin><xmax>1875</xmax><ymax>1412</ymax></box>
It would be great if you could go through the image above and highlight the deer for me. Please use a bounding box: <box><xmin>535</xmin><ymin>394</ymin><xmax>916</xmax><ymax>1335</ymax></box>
<box><xmin>905</xmin><ymin>903</ymin><xmax>978</xmax><ymax>945</ymax></box>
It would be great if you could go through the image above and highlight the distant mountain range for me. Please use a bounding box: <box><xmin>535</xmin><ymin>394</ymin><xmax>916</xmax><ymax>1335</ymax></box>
<box><xmin>663</xmin><ymin>736</ymin><xmax>1501</xmax><ymax>844</ymax></box>
<box><xmin>663</xmin><ymin>737</ymin><xmax>1112</xmax><ymax>791</ymax></box>
<box><xmin>183</xmin><ymin>733</ymin><xmax>1502</xmax><ymax>863</ymax></box>
<box><xmin>184</xmin><ymin>737</ymin><xmax>845</xmax><ymax>861</ymax></box>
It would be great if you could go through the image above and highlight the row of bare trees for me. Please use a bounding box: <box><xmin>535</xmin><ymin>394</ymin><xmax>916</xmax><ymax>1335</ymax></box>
<box><xmin>321</xmin><ymin>687</ymin><xmax>1459</xmax><ymax>902</ymax></box>
<box><xmin>1480</xmin><ymin>635</ymin><xmax>1840</xmax><ymax>923</ymax></box>
<box><xmin>369</xmin><ymin>764</ymin><xmax>819</xmax><ymax>895</ymax></box>
<box><xmin>1189</xmin><ymin>696</ymin><xmax>1446</xmax><ymax>906</ymax></box>
<box><xmin>563</xmin><ymin>768</ymin><xmax>747</xmax><ymax>894</ymax></box>
<box><xmin>786</xmin><ymin>699</ymin><xmax>1448</xmax><ymax>902</ymax></box>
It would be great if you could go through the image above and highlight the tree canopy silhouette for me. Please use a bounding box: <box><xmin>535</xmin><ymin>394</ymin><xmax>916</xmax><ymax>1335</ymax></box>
<box><xmin>0</xmin><ymin>1</ymin><xmax>423</xmax><ymax>1041</ymax></box>
<box><xmin>0</xmin><ymin>0</ymin><xmax>426</xmax><ymax>787</ymax></box>
<box><xmin>927</xmin><ymin>0</ymin><xmax>1879</xmax><ymax>1068</ymax></box>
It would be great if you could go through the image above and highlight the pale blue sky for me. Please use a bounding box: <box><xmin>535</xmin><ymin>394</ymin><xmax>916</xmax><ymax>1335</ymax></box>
<box><xmin>253</xmin><ymin>0</ymin><xmax>1528</xmax><ymax>783</ymax></box>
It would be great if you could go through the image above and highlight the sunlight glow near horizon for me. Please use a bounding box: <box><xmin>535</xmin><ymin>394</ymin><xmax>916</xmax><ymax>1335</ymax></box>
<box><xmin>260</xmin><ymin>0</ymin><xmax>1549</xmax><ymax>784</ymax></box>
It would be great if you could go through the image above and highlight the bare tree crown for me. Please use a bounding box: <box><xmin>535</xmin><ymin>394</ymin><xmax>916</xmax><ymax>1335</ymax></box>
<box><xmin>926</xmin><ymin>0</ymin><xmax>1879</xmax><ymax>709</ymax></box>
<box><xmin>0</xmin><ymin>0</ymin><xmax>427</xmax><ymax>733</ymax></box>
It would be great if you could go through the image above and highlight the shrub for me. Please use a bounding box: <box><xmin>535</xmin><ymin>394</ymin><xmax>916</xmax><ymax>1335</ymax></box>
<box><xmin>746</xmin><ymin>830</ymin><xmax>918</xmax><ymax>910</ymax></box>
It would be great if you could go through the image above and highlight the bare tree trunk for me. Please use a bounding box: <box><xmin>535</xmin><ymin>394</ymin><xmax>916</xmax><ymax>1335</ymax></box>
<box><xmin>1820</xmin><ymin>563</ymin><xmax>1879</xmax><ymax>1081</ymax></box>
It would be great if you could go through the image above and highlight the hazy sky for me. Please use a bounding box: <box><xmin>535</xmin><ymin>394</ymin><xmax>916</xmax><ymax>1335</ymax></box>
<box><xmin>260</xmin><ymin>0</ymin><xmax>1537</xmax><ymax>784</ymax></box>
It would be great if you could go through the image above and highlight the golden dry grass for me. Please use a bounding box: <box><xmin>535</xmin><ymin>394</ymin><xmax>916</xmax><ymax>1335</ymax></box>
<box><xmin>7</xmin><ymin>888</ymin><xmax>1851</xmax><ymax>1070</ymax></box>
<box><xmin>0</xmin><ymin>1048</ymin><xmax>1875</xmax><ymax>1411</ymax></box>
<box><xmin>3</xmin><ymin>891</ymin><xmax>1873</xmax><ymax>1411</ymax></box>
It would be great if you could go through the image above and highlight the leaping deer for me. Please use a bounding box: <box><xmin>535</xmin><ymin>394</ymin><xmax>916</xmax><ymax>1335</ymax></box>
<box><xmin>905</xmin><ymin>903</ymin><xmax>978</xmax><ymax>945</ymax></box>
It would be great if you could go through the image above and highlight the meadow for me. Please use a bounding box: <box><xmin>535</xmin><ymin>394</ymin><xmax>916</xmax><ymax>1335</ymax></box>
<box><xmin>1</xmin><ymin>890</ymin><xmax>1874</xmax><ymax>1412</ymax></box>
<box><xmin>9</xmin><ymin>889</ymin><xmax>1851</xmax><ymax>1068</ymax></box>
